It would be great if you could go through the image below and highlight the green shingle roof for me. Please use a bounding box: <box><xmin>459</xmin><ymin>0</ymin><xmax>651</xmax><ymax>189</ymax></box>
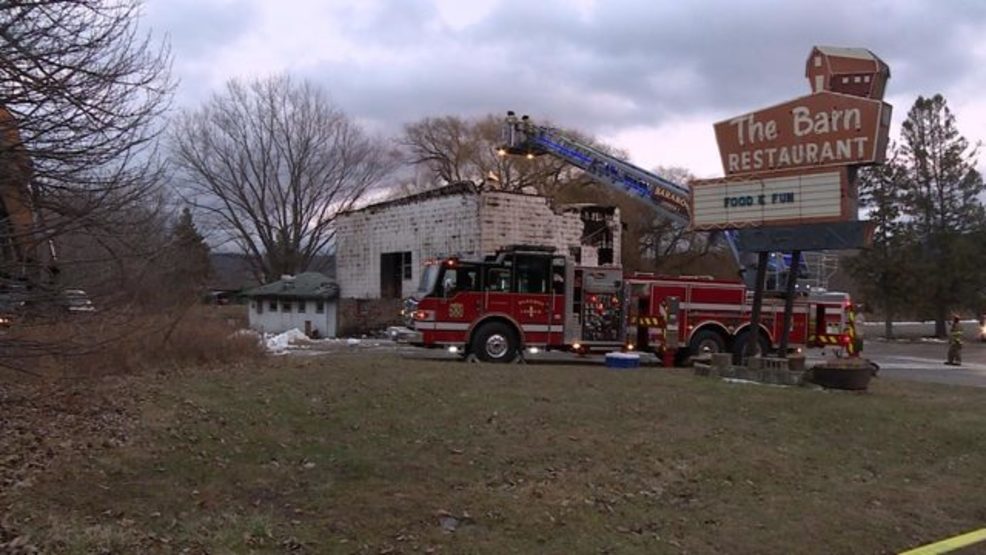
<box><xmin>243</xmin><ymin>272</ymin><xmax>339</xmax><ymax>300</ymax></box>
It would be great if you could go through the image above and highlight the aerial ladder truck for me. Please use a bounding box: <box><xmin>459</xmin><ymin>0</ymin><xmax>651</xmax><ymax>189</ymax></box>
<box><xmin>402</xmin><ymin>113</ymin><xmax>852</xmax><ymax>363</ymax></box>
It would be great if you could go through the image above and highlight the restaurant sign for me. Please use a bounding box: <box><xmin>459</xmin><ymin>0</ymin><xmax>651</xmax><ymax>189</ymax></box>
<box><xmin>713</xmin><ymin>91</ymin><xmax>892</xmax><ymax>178</ymax></box>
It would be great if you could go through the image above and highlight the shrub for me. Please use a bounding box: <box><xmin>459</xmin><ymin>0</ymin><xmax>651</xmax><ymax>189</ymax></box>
<box><xmin>2</xmin><ymin>305</ymin><xmax>264</xmax><ymax>376</ymax></box>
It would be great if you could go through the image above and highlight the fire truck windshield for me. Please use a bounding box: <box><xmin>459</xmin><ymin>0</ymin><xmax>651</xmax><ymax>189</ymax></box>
<box><xmin>415</xmin><ymin>264</ymin><xmax>441</xmax><ymax>298</ymax></box>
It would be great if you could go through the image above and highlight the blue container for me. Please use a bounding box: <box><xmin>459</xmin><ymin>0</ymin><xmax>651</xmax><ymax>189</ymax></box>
<box><xmin>605</xmin><ymin>352</ymin><xmax>640</xmax><ymax>369</ymax></box>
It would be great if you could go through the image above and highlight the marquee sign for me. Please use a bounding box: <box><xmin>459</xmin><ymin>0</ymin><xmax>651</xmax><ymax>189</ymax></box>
<box><xmin>714</xmin><ymin>92</ymin><xmax>892</xmax><ymax>178</ymax></box>
<box><xmin>691</xmin><ymin>168</ymin><xmax>854</xmax><ymax>230</ymax></box>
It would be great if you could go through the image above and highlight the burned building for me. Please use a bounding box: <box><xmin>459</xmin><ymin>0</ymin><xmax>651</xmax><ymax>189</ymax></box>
<box><xmin>333</xmin><ymin>183</ymin><xmax>621</xmax><ymax>334</ymax></box>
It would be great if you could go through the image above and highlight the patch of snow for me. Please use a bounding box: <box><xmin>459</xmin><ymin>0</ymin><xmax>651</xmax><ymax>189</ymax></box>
<box><xmin>264</xmin><ymin>328</ymin><xmax>309</xmax><ymax>352</ymax></box>
<box><xmin>346</xmin><ymin>338</ymin><xmax>361</xmax><ymax>347</ymax></box>
<box><xmin>300</xmin><ymin>337</ymin><xmax>345</xmax><ymax>344</ymax></box>
<box><xmin>722</xmin><ymin>378</ymin><xmax>759</xmax><ymax>385</ymax></box>
<box><xmin>721</xmin><ymin>378</ymin><xmax>790</xmax><ymax>388</ymax></box>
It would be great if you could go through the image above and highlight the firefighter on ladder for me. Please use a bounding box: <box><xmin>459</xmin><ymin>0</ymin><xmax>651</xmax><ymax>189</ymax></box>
<box><xmin>946</xmin><ymin>315</ymin><xmax>963</xmax><ymax>366</ymax></box>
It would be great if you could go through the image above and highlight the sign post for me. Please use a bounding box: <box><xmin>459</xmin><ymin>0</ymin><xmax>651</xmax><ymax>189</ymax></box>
<box><xmin>778</xmin><ymin>250</ymin><xmax>802</xmax><ymax>354</ymax></box>
<box><xmin>746</xmin><ymin>252</ymin><xmax>770</xmax><ymax>361</ymax></box>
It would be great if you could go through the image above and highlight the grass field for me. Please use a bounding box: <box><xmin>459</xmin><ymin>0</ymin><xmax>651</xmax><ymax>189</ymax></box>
<box><xmin>4</xmin><ymin>353</ymin><xmax>986</xmax><ymax>554</ymax></box>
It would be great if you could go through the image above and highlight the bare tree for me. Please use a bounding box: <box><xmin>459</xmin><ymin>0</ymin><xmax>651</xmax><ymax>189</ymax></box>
<box><xmin>400</xmin><ymin>114</ymin><xmax>605</xmax><ymax>196</ymax></box>
<box><xmin>171</xmin><ymin>75</ymin><xmax>397</xmax><ymax>282</ymax></box>
<box><xmin>0</xmin><ymin>0</ymin><xmax>173</xmax><ymax>271</ymax></box>
<box><xmin>641</xmin><ymin>166</ymin><xmax>713</xmax><ymax>264</ymax></box>
<box><xmin>0</xmin><ymin>1</ymin><xmax>176</xmax><ymax>372</ymax></box>
<box><xmin>0</xmin><ymin>0</ymin><xmax>173</xmax><ymax>291</ymax></box>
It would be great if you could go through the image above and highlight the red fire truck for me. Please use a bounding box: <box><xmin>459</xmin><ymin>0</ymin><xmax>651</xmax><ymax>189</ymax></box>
<box><xmin>405</xmin><ymin>245</ymin><xmax>852</xmax><ymax>363</ymax></box>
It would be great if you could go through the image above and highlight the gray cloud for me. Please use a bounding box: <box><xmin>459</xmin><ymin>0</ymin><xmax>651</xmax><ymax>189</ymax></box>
<box><xmin>143</xmin><ymin>0</ymin><xmax>259</xmax><ymax>103</ymax></box>
<box><xmin>146</xmin><ymin>0</ymin><xmax>257</xmax><ymax>57</ymax></box>
<box><xmin>151</xmin><ymin>0</ymin><xmax>986</xmax><ymax>152</ymax></box>
<box><xmin>332</xmin><ymin>0</ymin><xmax>437</xmax><ymax>47</ymax></box>
<box><xmin>464</xmin><ymin>0</ymin><xmax>986</xmax><ymax>123</ymax></box>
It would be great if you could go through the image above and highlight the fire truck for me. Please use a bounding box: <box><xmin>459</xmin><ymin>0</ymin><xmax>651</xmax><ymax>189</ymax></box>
<box><xmin>405</xmin><ymin>245</ymin><xmax>851</xmax><ymax>362</ymax></box>
<box><xmin>404</xmin><ymin>113</ymin><xmax>854</xmax><ymax>362</ymax></box>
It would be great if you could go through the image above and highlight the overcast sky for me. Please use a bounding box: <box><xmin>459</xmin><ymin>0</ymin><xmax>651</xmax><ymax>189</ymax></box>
<box><xmin>145</xmin><ymin>0</ymin><xmax>986</xmax><ymax>178</ymax></box>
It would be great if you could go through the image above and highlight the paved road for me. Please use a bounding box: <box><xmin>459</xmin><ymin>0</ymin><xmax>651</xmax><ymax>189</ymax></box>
<box><xmin>838</xmin><ymin>338</ymin><xmax>986</xmax><ymax>388</ymax></box>
<box><xmin>397</xmin><ymin>341</ymin><xmax>986</xmax><ymax>388</ymax></box>
<box><xmin>861</xmin><ymin>320</ymin><xmax>984</xmax><ymax>342</ymax></box>
<box><xmin>295</xmin><ymin>335</ymin><xmax>986</xmax><ymax>388</ymax></box>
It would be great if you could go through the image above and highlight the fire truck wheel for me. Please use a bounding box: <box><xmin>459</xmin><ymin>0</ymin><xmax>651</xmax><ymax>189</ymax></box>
<box><xmin>732</xmin><ymin>330</ymin><xmax>771</xmax><ymax>365</ymax></box>
<box><xmin>689</xmin><ymin>329</ymin><xmax>727</xmax><ymax>356</ymax></box>
<box><xmin>472</xmin><ymin>321</ymin><xmax>519</xmax><ymax>363</ymax></box>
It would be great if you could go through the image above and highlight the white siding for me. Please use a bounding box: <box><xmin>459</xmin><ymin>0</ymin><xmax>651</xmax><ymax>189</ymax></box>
<box><xmin>248</xmin><ymin>298</ymin><xmax>337</xmax><ymax>338</ymax></box>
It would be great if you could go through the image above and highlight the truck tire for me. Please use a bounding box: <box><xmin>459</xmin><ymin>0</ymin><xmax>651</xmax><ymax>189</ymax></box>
<box><xmin>689</xmin><ymin>329</ymin><xmax>727</xmax><ymax>356</ymax></box>
<box><xmin>732</xmin><ymin>329</ymin><xmax>771</xmax><ymax>365</ymax></box>
<box><xmin>472</xmin><ymin>321</ymin><xmax>519</xmax><ymax>363</ymax></box>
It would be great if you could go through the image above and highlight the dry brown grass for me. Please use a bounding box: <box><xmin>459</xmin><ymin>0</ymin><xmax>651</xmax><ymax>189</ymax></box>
<box><xmin>5</xmin><ymin>353</ymin><xmax>986</xmax><ymax>554</ymax></box>
<box><xmin>0</xmin><ymin>304</ymin><xmax>264</xmax><ymax>552</ymax></box>
<box><xmin>2</xmin><ymin>304</ymin><xmax>260</xmax><ymax>377</ymax></box>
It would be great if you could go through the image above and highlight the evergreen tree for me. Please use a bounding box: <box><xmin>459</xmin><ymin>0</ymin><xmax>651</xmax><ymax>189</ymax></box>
<box><xmin>845</xmin><ymin>152</ymin><xmax>916</xmax><ymax>338</ymax></box>
<box><xmin>897</xmin><ymin>94</ymin><xmax>986</xmax><ymax>336</ymax></box>
<box><xmin>169</xmin><ymin>207</ymin><xmax>211</xmax><ymax>298</ymax></box>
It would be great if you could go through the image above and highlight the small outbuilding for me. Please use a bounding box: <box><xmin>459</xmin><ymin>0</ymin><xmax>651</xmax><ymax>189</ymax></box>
<box><xmin>243</xmin><ymin>272</ymin><xmax>339</xmax><ymax>338</ymax></box>
<box><xmin>805</xmin><ymin>46</ymin><xmax>890</xmax><ymax>100</ymax></box>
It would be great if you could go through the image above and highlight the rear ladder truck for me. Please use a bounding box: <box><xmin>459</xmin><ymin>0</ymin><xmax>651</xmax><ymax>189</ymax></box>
<box><xmin>499</xmin><ymin>112</ymin><xmax>818</xmax><ymax>361</ymax></box>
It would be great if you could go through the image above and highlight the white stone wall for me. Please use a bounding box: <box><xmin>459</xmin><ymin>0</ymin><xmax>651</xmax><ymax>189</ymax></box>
<box><xmin>335</xmin><ymin>189</ymin><xmax>622</xmax><ymax>300</ymax></box>
<box><xmin>334</xmin><ymin>193</ymin><xmax>482</xmax><ymax>299</ymax></box>
<box><xmin>478</xmin><ymin>193</ymin><xmax>587</xmax><ymax>256</ymax></box>
<box><xmin>248</xmin><ymin>298</ymin><xmax>337</xmax><ymax>337</ymax></box>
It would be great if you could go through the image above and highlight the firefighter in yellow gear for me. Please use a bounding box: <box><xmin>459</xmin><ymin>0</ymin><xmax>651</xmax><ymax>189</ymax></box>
<box><xmin>945</xmin><ymin>316</ymin><xmax>963</xmax><ymax>366</ymax></box>
<box><xmin>850</xmin><ymin>303</ymin><xmax>866</xmax><ymax>356</ymax></box>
